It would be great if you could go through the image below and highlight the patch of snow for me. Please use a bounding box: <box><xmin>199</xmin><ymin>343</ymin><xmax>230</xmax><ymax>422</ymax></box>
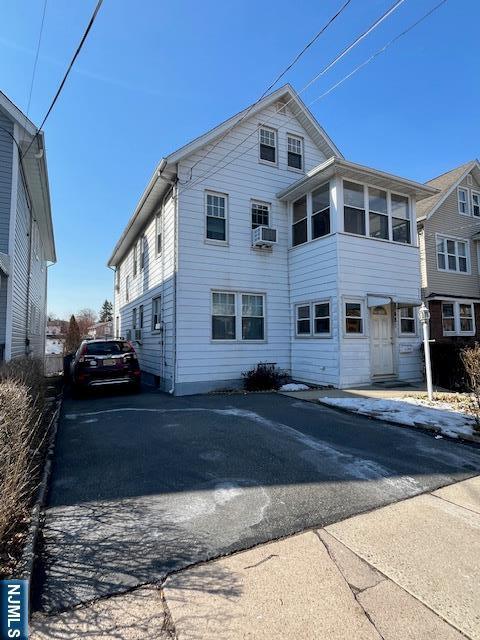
<box><xmin>280</xmin><ymin>383</ymin><xmax>310</xmax><ymax>391</ymax></box>
<box><xmin>320</xmin><ymin>396</ymin><xmax>476</xmax><ymax>440</ymax></box>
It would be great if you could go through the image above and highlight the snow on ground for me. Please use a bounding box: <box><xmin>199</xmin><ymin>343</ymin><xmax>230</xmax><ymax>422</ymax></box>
<box><xmin>280</xmin><ymin>383</ymin><xmax>310</xmax><ymax>392</ymax></box>
<box><xmin>320</xmin><ymin>396</ymin><xmax>478</xmax><ymax>440</ymax></box>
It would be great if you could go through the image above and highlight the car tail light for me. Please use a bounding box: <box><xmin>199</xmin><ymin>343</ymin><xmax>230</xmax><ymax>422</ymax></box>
<box><xmin>78</xmin><ymin>344</ymin><xmax>88</xmax><ymax>363</ymax></box>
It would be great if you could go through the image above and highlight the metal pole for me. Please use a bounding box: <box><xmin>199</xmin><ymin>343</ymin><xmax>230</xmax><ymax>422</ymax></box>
<box><xmin>419</xmin><ymin>304</ymin><xmax>433</xmax><ymax>401</ymax></box>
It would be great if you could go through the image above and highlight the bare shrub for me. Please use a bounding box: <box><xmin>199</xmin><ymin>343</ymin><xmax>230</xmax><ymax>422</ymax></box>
<box><xmin>461</xmin><ymin>344</ymin><xmax>480</xmax><ymax>432</ymax></box>
<box><xmin>0</xmin><ymin>358</ymin><xmax>48</xmax><ymax>576</ymax></box>
<box><xmin>242</xmin><ymin>362</ymin><xmax>288</xmax><ymax>391</ymax></box>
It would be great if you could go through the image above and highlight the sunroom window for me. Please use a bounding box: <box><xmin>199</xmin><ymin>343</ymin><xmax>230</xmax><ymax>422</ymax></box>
<box><xmin>344</xmin><ymin>181</ymin><xmax>366</xmax><ymax>236</ymax></box>
<box><xmin>311</xmin><ymin>183</ymin><xmax>330</xmax><ymax>239</ymax></box>
<box><xmin>391</xmin><ymin>194</ymin><xmax>411</xmax><ymax>244</ymax></box>
<box><xmin>369</xmin><ymin>188</ymin><xmax>388</xmax><ymax>240</ymax></box>
<box><xmin>292</xmin><ymin>195</ymin><xmax>308</xmax><ymax>246</ymax></box>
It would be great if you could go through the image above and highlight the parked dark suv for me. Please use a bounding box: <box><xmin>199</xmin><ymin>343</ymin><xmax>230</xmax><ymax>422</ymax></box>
<box><xmin>70</xmin><ymin>339</ymin><xmax>141</xmax><ymax>394</ymax></box>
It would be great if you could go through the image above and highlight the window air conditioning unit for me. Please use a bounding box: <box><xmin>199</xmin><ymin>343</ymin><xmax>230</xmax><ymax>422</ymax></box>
<box><xmin>252</xmin><ymin>226</ymin><xmax>277</xmax><ymax>247</ymax></box>
<box><xmin>135</xmin><ymin>329</ymin><xmax>142</xmax><ymax>342</ymax></box>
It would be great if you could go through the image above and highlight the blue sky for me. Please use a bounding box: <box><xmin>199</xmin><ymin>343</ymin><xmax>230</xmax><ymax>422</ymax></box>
<box><xmin>1</xmin><ymin>0</ymin><xmax>479</xmax><ymax>319</ymax></box>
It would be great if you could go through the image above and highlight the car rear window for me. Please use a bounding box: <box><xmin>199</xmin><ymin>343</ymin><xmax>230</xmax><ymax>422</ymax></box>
<box><xmin>84</xmin><ymin>341</ymin><xmax>133</xmax><ymax>355</ymax></box>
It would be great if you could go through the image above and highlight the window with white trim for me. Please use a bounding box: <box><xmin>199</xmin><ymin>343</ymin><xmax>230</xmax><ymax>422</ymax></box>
<box><xmin>345</xmin><ymin>301</ymin><xmax>364</xmax><ymax>335</ymax></box>
<box><xmin>436</xmin><ymin>236</ymin><xmax>469</xmax><ymax>273</ymax></box>
<box><xmin>241</xmin><ymin>294</ymin><xmax>264</xmax><ymax>340</ymax></box>
<box><xmin>133</xmin><ymin>243</ymin><xmax>138</xmax><ymax>277</ymax></box>
<box><xmin>115</xmin><ymin>266</ymin><xmax>120</xmax><ymax>291</ymax></box>
<box><xmin>125</xmin><ymin>275</ymin><xmax>130</xmax><ymax>302</ymax></box>
<box><xmin>115</xmin><ymin>315</ymin><xmax>120</xmax><ymax>338</ymax></box>
<box><xmin>206</xmin><ymin>192</ymin><xmax>227</xmax><ymax>242</ymax></box>
<box><xmin>140</xmin><ymin>236</ymin><xmax>146</xmax><ymax>271</ymax></box>
<box><xmin>442</xmin><ymin>301</ymin><xmax>475</xmax><ymax>335</ymax></box>
<box><xmin>368</xmin><ymin>187</ymin><xmax>388</xmax><ymax>240</ymax></box>
<box><xmin>296</xmin><ymin>304</ymin><xmax>311</xmax><ymax>335</ymax></box>
<box><xmin>314</xmin><ymin>302</ymin><xmax>330</xmax><ymax>335</ymax></box>
<box><xmin>251</xmin><ymin>201</ymin><xmax>270</xmax><ymax>229</ymax></box>
<box><xmin>458</xmin><ymin>188</ymin><xmax>469</xmax><ymax>215</ymax></box>
<box><xmin>259</xmin><ymin>127</ymin><xmax>276</xmax><ymax>163</ymax></box>
<box><xmin>344</xmin><ymin>181</ymin><xmax>366</xmax><ymax>236</ymax></box>
<box><xmin>212</xmin><ymin>291</ymin><xmax>265</xmax><ymax>341</ymax></box>
<box><xmin>391</xmin><ymin>194</ymin><xmax>410</xmax><ymax>244</ymax></box>
<box><xmin>132</xmin><ymin>307</ymin><xmax>137</xmax><ymax>330</ymax></box>
<box><xmin>399</xmin><ymin>306</ymin><xmax>415</xmax><ymax>335</ymax></box>
<box><xmin>155</xmin><ymin>210</ymin><xmax>162</xmax><ymax>255</ymax></box>
<box><xmin>292</xmin><ymin>195</ymin><xmax>307</xmax><ymax>246</ymax></box>
<box><xmin>287</xmin><ymin>135</ymin><xmax>303</xmax><ymax>170</ymax></box>
<box><xmin>472</xmin><ymin>191</ymin><xmax>480</xmax><ymax>217</ymax></box>
<box><xmin>152</xmin><ymin>296</ymin><xmax>161</xmax><ymax>331</ymax></box>
<box><xmin>311</xmin><ymin>182</ymin><xmax>330</xmax><ymax>240</ymax></box>
<box><xmin>139</xmin><ymin>304</ymin><xmax>144</xmax><ymax>329</ymax></box>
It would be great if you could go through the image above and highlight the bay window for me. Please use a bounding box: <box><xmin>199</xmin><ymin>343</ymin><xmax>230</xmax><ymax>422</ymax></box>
<box><xmin>212</xmin><ymin>291</ymin><xmax>265</xmax><ymax>341</ymax></box>
<box><xmin>292</xmin><ymin>195</ymin><xmax>307</xmax><ymax>246</ymax></box>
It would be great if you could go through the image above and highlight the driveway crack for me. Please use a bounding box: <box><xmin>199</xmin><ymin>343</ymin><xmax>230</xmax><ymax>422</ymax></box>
<box><xmin>314</xmin><ymin>531</ymin><xmax>386</xmax><ymax>640</ymax></box>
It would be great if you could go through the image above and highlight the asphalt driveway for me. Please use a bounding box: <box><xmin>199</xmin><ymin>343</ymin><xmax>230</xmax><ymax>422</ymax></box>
<box><xmin>35</xmin><ymin>387</ymin><xmax>480</xmax><ymax>613</ymax></box>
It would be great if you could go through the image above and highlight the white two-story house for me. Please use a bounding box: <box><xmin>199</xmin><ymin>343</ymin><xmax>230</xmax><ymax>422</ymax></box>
<box><xmin>0</xmin><ymin>91</ymin><xmax>55</xmax><ymax>362</ymax></box>
<box><xmin>109</xmin><ymin>85</ymin><xmax>436</xmax><ymax>394</ymax></box>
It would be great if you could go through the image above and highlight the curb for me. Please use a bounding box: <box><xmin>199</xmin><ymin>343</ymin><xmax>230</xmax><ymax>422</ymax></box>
<box><xmin>16</xmin><ymin>395</ymin><xmax>62</xmax><ymax>592</ymax></box>
<box><xmin>314</xmin><ymin>398</ymin><xmax>480</xmax><ymax>446</ymax></box>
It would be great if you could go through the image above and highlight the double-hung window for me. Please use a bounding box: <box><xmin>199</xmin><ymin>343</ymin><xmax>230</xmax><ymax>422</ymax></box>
<box><xmin>458</xmin><ymin>188</ymin><xmax>469</xmax><ymax>215</ymax></box>
<box><xmin>391</xmin><ymin>194</ymin><xmax>410</xmax><ymax>243</ymax></box>
<box><xmin>345</xmin><ymin>301</ymin><xmax>364</xmax><ymax>335</ymax></box>
<box><xmin>115</xmin><ymin>316</ymin><xmax>120</xmax><ymax>338</ymax></box>
<box><xmin>139</xmin><ymin>305</ymin><xmax>144</xmax><ymax>329</ymax></box>
<box><xmin>125</xmin><ymin>275</ymin><xmax>130</xmax><ymax>302</ymax></box>
<box><xmin>140</xmin><ymin>236</ymin><xmax>146</xmax><ymax>271</ymax></box>
<box><xmin>344</xmin><ymin>181</ymin><xmax>366</xmax><ymax>236</ymax></box>
<box><xmin>132</xmin><ymin>307</ymin><xmax>137</xmax><ymax>330</ymax></box>
<box><xmin>399</xmin><ymin>306</ymin><xmax>415</xmax><ymax>335</ymax></box>
<box><xmin>292</xmin><ymin>195</ymin><xmax>307</xmax><ymax>246</ymax></box>
<box><xmin>152</xmin><ymin>296</ymin><xmax>161</xmax><ymax>331</ymax></box>
<box><xmin>155</xmin><ymin>210</ymin><xmax>162</xmax><ymax>255</ymax></box>
<box><xmin>241</xmin><ymin>294</ymin><xmax>264</xmax><ymax>340</ymax></box>
<box><xmin>206</xmin><ymin>192</ymin><xmax>227</xmax><ymax>242</ymax></box>
<box><xmin>295</xmin><ymin>301</ymin><xmax>330</xmax><ymax>336</ymax></box>
<box><xmin>437</xmin><ymin>236</ymin><xmax>469</xmax><ymax>273</ymax></box>
<box><xmin>472</xmin><ymin>191</ymin><xmax>480</xmax><ymax>217</ymax></box>
<box><xmin>133</xmin><ymin>243</ymin><xmax>138</xmax><ymax>277</ymax></box>
<box><xmin>442</xmin><ymin>301</ymin><xmax>475</xmax><ymax>335</ymax></box>
<box><xmin>251</xmin><ymin>201</ymin><xmax>270</xmax><ymax>228</ymax></box>
<box><xmin>287</xmin><ymin>135</ymin><xmax>303</xmax><ymax>170</ymax></box>
<box><xmin>212</xmin><ymin>292</ymin><xmax>236</xmax><ymax>340</ymax></box>
<box><xmin>369</xmin><ymin>188</ymin><xmax>388</xmax><ymax>240</ymax></box>
<box><xmin>259</xmin><ymin>127</ymin><xmax>276</xmax><ymax>163</ymax></box>
<box><xmin>212</xmin><ymin>292</ymin><xmax>265</xmax><ymax>341</ymax></box>
<box><xmin>311</xmin><ymin>183</ymin><xmax>330</xmax><ymax>239</ymax></box>
<box><xmin>115</xmin><ymin>266</ymin><xmax>120</xmax><ymax>291</ymax></box>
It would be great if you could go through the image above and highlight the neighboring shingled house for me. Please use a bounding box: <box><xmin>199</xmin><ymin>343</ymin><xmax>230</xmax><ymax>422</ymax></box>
<box><xmin>417</xmin><ymin>159</ymin><xmax>480</xmax><ymax>342</ymax></box>
<box><xmin>0</xmin><ymin>91</ymin><xmax>56</xmax><ymax>361</ymax></box>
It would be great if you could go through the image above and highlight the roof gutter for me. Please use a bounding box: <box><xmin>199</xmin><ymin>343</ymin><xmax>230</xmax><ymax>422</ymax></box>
<box><xmin>107</xmin><ymin>157</ymin><xmax>169</xmax><ymax>267</ymax></box>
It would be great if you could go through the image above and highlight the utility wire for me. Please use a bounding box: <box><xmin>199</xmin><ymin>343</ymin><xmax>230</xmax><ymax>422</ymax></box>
<box><xmin>22</xmin><ymin>0</ymin><xmax>104</xmax><ymax>159</ymax></box>
<box><xmin>177</xmin><ymin>0</ymin><xmax>447</xmax><ymax>197</ymax></box>
<box><xmin>183</xmin><ymin>0</ymin><xmax>407</xmax><ymax>193</ymax></box>
<box><xmin>181</xmin><ymin>0</ymin><xmax>354</xmax><ymax>184</ymax></box>
<box><xmin>25</xmin><ymin>0</ymin><xmax>48</xmax><ymax>120</ymax></box>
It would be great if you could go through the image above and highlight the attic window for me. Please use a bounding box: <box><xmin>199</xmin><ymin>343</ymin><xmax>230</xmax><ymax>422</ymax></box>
<box><xmin>467</xmin><ymin>174</ymin><xmax>473</xmax><ymax>186</ymax></box>
<box><xmin>259</xmin><ymin>127</ymin><xmax>276</xmax><ymax>164</ymax></box>
<box><xmin>287</xmin><ymin>135</ymin><xmax>303</xmax><ymax>170</ymax></box>
<box><xmin>276</xmin><ymin>101</ymin><xmax>287</xmax><ymax>115</ymax></box>
<box><xmin>458</xmin><ymin>188</ymin><xmax>469</xmax><ymax>215</ymax></box>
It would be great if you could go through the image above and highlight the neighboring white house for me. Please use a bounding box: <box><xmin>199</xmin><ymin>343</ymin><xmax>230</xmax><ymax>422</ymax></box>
<box><xmin>109</xmin><ymin>84</ymin><xmax>436</xmax><ymax>394</ymax></box>
<box><xmin>0</xmin><ymin>91</ymin><xmax>56</xmax><ymax>362</ymax></box>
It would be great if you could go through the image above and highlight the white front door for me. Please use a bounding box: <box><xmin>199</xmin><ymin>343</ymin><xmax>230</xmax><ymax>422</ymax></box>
<box><xmin>371</xmin><ymin>305</ymin><xmax>394</xmax><ymax>376</ymax></box>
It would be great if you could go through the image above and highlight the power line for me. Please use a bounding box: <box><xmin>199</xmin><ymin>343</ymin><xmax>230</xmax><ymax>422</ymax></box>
<box><xmin>25</xmin><ymin>0</ymin><xmax>48</xmax><ymax>120</ymax></box>
<box><xmin>183</xmin><ymin>0</ymin><xmax>407</xmax><ymax>193</ymax></box>
<box><xmin>177</xmin><ymin>0</ymin><xmax>447</xmax><ymax>197</ymax></box>
<box><xmin>22</xmin><ymin>0</ymin><xmax>104</xmax><ymax>159</ymax></box>
<box><xmin>181</xmin><ymin>0</ymin><xmax>354</xmax><ymax>184</ymax></box>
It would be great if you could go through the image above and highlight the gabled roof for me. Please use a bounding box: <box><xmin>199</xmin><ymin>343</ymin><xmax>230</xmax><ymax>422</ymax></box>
<box><xmin>108</xmin><ymin>84</ymin><xmax>342</xmax><ymax>266</ymax></box>
<box><xmin>416</xmin><ymin>159</ymin><xmax>480</xmax><ymax>222</ymax></box>
<box><xmin>0</xmin><ymin>91</ymin><xmax>56</xmax><ymax>262</ymax></box>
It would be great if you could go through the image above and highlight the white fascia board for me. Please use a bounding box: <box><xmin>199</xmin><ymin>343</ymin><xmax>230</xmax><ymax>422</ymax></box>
<box><xmin>424</xmin><ymin>160</ymin><xmax>480</xmax><ymax>221</ymax></box>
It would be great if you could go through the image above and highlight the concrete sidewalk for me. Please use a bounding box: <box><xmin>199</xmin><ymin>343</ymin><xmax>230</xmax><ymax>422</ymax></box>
<box><xmin>31</xmin><ymin>475</ymin><xmax>480</xmax><ymax>640</ymax></box>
